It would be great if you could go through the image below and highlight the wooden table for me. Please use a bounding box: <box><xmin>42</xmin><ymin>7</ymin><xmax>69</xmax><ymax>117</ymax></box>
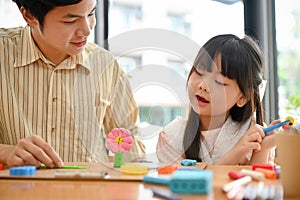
<box><xmin>0</xmin><ymin>163</ymin><xmax>298</xmax><ymax>200</ymax></box>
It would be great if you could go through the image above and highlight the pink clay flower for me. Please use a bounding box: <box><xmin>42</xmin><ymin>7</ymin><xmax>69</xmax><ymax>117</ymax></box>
<box><xmin>106</xmin><ymin>128</ymin><xmax>134</xmax><ymax>153</ymax></box>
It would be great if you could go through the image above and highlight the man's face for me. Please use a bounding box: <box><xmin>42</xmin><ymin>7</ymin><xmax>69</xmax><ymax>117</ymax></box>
<box><xmin>31</xmin><ymin>0</ymin><xmax>97</xmax><ymax>64</ymax></box>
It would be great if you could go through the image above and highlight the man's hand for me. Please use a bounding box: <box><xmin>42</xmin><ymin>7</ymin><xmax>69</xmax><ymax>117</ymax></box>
<box><xmin>5</xmin><ymin>135</ymin><xmax>63</xmax><ymax>168</ymax></box>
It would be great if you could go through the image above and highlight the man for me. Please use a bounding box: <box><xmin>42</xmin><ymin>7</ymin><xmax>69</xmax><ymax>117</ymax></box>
<box><xmin>0</xmin><ymin>0</ymin><xmax>145</xmax><ymax>168</ymax></box>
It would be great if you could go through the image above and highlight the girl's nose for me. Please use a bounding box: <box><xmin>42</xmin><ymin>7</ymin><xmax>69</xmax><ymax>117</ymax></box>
<box><xmin>199</xmin><ymin>81</ymin><xmax>209</xmax><ymax>93</ymax></box>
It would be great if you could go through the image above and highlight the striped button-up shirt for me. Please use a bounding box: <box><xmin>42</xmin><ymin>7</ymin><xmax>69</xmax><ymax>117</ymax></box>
<box><xmin>0</xmin><ymin>26</ymin><xmax>145</xmax><ymax>162</ymax></box>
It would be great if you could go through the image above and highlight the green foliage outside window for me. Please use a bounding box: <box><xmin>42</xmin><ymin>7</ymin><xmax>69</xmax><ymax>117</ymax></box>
<box><xmin>277</xmin><ymin>5</ymin><xmax>300</xmax><ymax>120</ymax></box>
<box><xmin>286</xmin><ymin>94</ymin><xmax>300</xmax><ymax>117</ymax></box>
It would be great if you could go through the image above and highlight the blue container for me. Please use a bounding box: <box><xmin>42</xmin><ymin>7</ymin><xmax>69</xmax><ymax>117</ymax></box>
<box><xmin>170</xmin><ymin>170</ymin><xmax>213</xmax><ymax>194</ymax></box>
<box><xmin>10</xmin><ymin>166</ymin><xmax>36</xmax><ymax>176</ymax></box>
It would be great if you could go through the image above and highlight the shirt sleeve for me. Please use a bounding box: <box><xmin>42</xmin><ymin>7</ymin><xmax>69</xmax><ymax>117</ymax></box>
<box><xmin>102</xmin><ymin>60</ymin><xmax>146</xmax><ymax>161</ymax></box>
<box><xmin>156</xmin><ymin>117</ymin><xmax>186</xmax><ymax>163</ymax></box>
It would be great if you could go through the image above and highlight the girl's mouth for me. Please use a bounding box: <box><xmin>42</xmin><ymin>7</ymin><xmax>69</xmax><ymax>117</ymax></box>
<box><xmin>196</xmin><ymin>95</ymin><xmax>210</xmax><ymax>105</ymax></box>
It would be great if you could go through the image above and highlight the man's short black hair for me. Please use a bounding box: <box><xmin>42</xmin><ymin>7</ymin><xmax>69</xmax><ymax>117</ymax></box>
<box><xmin>12</xmin><ymin>0</ymin><xmax>82</xmax><ymax>27</ymax></box>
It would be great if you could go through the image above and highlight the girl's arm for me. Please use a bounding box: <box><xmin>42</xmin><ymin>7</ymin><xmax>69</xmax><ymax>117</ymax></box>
<box><xmin>249</xmin><ymin>146</ymin><xmax>276</xmax><ymax>164</ymax></box>
<box><xmin>249</xmin><ymin>134</ymin><xmax>276</xmax><ymax>164</ymax></box>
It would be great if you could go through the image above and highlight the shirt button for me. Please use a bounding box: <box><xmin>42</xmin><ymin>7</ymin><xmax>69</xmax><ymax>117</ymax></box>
<box><xmin>51</xmin><ymin>128</ymin><xmax>56</xmax><ymax>133</ymax></box>
<box><xmin>52</xmin><ymin>97</ymin><xmax>57</xmax><ymax>102</ymax></box>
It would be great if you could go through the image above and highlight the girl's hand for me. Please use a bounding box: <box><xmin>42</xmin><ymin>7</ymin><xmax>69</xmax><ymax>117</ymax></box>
<box><xmin>250</xmin><ymin>120</ymin><xmax>281</xmax><ymax>164</ymax></box>
<box><xmin>261</xmin><ymin>119</ymin><xmax>281</xmax><ymax>149</ymax></box>
<box><xmin>234</xmin><ymin>124</ymin><xmax>265</xmax><ymax>154</ymax></box>
<box><xmin>216</xmin><ymin>124</ymin><xmax>265</xmax><ymax>165</ymax></box>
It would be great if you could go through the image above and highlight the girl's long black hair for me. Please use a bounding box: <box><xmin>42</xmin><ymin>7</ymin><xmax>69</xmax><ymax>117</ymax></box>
<box><xmin>183</xmin><ymin>34</ymin><xmax>264</xmax><ymax>161</ymax></box>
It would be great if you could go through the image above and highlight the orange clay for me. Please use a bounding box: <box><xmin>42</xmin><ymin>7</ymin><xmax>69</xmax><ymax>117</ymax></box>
<box><xmin>158</xmin><ymin>164</ymin><xmax>178</xmax><ymax>174</ymax></box>
<box><xmin>254</xmin><ymin>168</ymin><xmax>277</xmax><ymax>179</ymax></box>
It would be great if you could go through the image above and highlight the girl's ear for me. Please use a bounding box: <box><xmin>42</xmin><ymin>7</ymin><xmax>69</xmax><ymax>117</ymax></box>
<box><xmin>20</xmin><ymin>7</ymin><xmax>39</xmax><ymax>26</ymax></box>
<box><xmin>236</xmin><ymin>95</ymin><xmax>248</xmax><ymax>107</ymax></box>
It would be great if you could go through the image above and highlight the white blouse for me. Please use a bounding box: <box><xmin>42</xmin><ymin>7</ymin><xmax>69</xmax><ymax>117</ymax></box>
<box><xmin>157</xmin><ymin>116</ymin><xmax>254</xmax><ymax>165</ymax></box>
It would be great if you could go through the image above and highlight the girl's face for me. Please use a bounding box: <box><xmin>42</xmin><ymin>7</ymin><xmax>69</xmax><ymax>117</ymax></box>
<box><xmin>187</xmin><ymin>55</ymin><xmax>247</xmax><ymax>118</ymax></box>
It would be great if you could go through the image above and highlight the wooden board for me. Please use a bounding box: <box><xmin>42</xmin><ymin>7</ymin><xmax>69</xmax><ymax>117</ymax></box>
<box><xmin>0</xmin><ymin>162</ymin><xmax>207</xmax><ymax>181</ymax></box>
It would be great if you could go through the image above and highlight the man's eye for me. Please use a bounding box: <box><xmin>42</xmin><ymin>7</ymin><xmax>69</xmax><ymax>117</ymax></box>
<box><xmin>64</xmin><ymin>20</ymin><xmax>76</xmax><ymax>24</ymax></box>
<box><xmin>88</xmin><ymin>12</ymin><xmax>95</xmax><ymax>17</ymax></box>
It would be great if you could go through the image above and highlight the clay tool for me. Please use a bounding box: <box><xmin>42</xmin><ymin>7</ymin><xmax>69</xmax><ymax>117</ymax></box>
<box><xmin>240</xmin><ymin>169</ymin><xmax>265</xmax><ymax>181</ymax></box>
<box><xmin>223</xmin><ymin>176</ymin><xmax>252</xmax><ymax>193</ymax></box>
<box><xmin>55</xmin><ymin>171</ymin><xmax>109</xmax><ymax>179</ymax></box>
<box><xmin>39</xmin><ymin>165</ymin><xmax>88</xmax><ymax>169</ymax></box>
<box><xmin>263</xmin><ymin>119</ymin><xmax>291</xmax><ymax>134</ymax></box>
<box><xmin>143</xmin><ymin>174</ymin><xmax>171</xmax><ymax>185</ymax></box>
<box><xmin>151</xmin><ymin>187</ymin><xmax>181</xmax><ymax>200</ymax></box>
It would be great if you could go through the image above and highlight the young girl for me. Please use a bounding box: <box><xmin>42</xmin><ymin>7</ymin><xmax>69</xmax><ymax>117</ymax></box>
<box><xmin>156</xmin><ymin>34</ymin><xmax>278</xmax><ymax>165</ymax></box>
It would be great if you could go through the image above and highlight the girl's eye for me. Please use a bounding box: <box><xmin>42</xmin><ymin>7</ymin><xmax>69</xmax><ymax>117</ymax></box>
<box><xmin>195</xmin><ymin>70</ymin><xmax>204</xmax><ymax>76</ymax></box>
<box><xmin>215</xmin><ymin>74</ymin><xmax>228</xmax><ymax>86</ymax></box>
<box><xmin>215</xmin><ymin>80</ymin><xmax>227</xmax><ymax>86</ymax></box>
